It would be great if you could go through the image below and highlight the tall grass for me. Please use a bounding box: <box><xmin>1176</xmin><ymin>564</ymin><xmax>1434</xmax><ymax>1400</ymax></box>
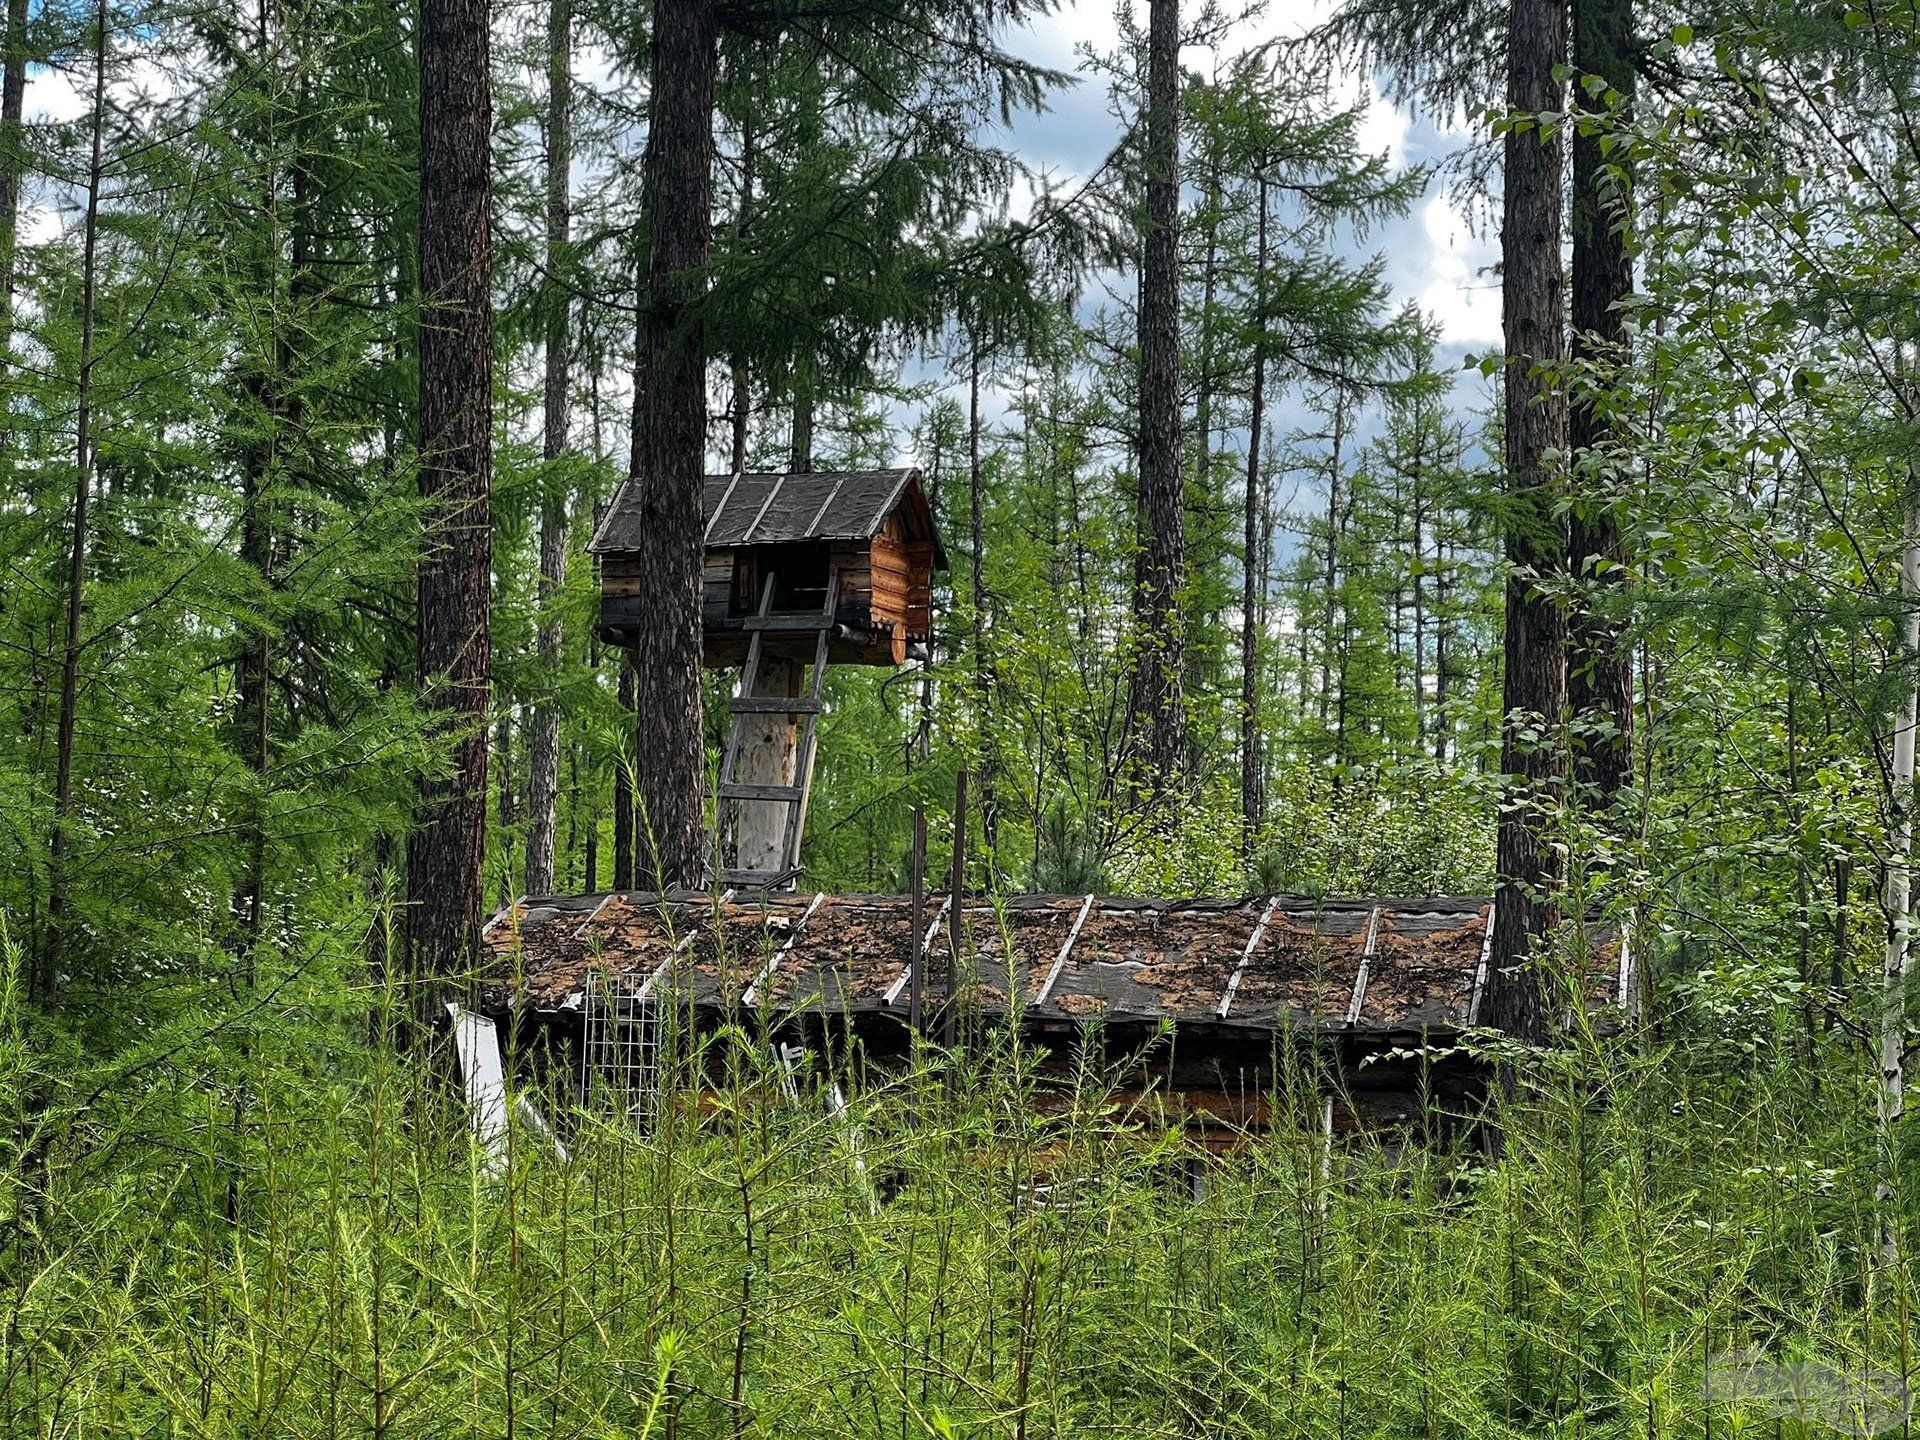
<box><xmin>0</xmin><ymin>927</ymin><xmax>1910</xmax><ymax>1438</ymax></box>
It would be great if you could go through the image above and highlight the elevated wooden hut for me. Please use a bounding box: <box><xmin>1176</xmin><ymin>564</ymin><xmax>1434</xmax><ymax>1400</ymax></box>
<box><xmin>591</xmin><ymin>467</ymin><xmax>945</xmax><ymax>668</ymax></box>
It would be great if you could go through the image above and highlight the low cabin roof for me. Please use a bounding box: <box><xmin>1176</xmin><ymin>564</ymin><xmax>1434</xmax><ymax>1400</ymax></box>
<box><xmin>589</xmin><ymin>467</ymin><xmax>947</xmax><ymax>565</ymax></box>
<box><xmin>480</xmin><ymin>890</ymin><xmax>1629</xmax><ymax>1038</ymax></box>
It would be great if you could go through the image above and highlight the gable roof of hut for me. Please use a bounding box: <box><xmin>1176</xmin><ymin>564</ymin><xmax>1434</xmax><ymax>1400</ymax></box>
<box><xmin>479</xmin><ymin>890</ymin><xmax>1629</xmax><ymax>1038</ymax></box>
<box><xmin>589</xmin><ymin>467</ymin><xmax>945</xmax><ymax>563</ymax></box>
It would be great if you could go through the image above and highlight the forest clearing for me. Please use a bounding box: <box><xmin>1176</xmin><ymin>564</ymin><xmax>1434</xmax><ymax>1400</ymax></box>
<box><xmin>3</xmin><ymin>0</ymin><xmax>1919</xmax><ymax>1433</ymax></box>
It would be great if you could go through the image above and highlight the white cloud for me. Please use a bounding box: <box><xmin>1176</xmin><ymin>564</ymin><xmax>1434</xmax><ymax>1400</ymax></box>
<box><xmin>1415</xmin><ymin>192</ymin><xmax>1500</xmax><ymax>347</ymax></box>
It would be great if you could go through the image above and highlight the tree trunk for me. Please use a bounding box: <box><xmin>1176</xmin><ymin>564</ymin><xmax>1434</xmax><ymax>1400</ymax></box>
<box><xmin>1567</xmin><ymin>0</ymin><xmax>1635</xmax><ymax>811</ymax></box>
<box><xmin>407</xmin><ymin>0</ymin><xmax>493</xmax><ymax>1000</ymax></box>
<box><xmin>729</xmin><ymin>109</ymin><xmax>757</xmax><ymax>479</ymax></box>
<box><xmin>495</xmin><ymin>710</ymin><xmax>515</xmax><ymax>907</ymax></box>
<box><xmin>1879</xmin><ymin>345</ymin><xmax>1920</xmax><ymax>1265</ymax></box>
<box><xmin>1435</xmin><ymin>536</ymin><xmax>1453</xmax><ymax>764</ymax></box>
<box><xmin>1239</xmin><ymin>172</ymin><xmax>1270</xmax><ymax>864</ymax></box>
<box><xmin>0</xmin><ymin>0</ymin><xmax>29</xmax><ymax>380</ymax></box>
<box><xmin>1130</xmin><ymin>0</ymin><xmax>1187</xmax><ymax>804</ymax></box>
<box><xmin>969</xmin><ymin>345</ymin><xmax>999</xmax><ymax>866</ymax></box>
<box><xmin>1485</xmin><ymin>0</ymin><xmax>1569</xmax><ymax>1045</ymax></box>
<box><xmin>525</xmin><ymin>0</ymin><xmax>571</xmax><ymax>899</ymax></box>
<box><xmin>1321</xmin><ymin>399</ymin><xmax>1346</xmax><ymax>738</ymax></box>
<box><xmin>626</xmin><ymin>0</ymin><xmax>716</xmax><ymax>889</ymax></box>
<box><xmin>790</xmin><ymin>369</ymin><xmax>814</xmax><ymax>474</ymax></box>
<box><xmin>42</xmin><ymin>0</ymin><xmax>109</xmax><ymax>1004</ymax></box>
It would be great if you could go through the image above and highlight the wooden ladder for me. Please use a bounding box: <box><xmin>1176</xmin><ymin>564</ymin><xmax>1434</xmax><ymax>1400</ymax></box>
<box><xmin>715</xmin><ymin>569</ymin><xmax>838</xmax><ymax>889</ymax></box>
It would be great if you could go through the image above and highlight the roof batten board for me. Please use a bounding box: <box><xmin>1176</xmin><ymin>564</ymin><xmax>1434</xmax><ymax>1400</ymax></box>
<box><xmin>1466</xmin><ymin>902</ymin><xmax>1497</xmax><ymax>1026</ymax></box>
<box><xmin>1033</xmin><ymin>895</ymin><xmax>1097</xmax><ymax>1006</ymax></box>
<box><xmin>704</xmin><ymin>472</ymin><xmax>745</xmax><ymax>543</ymax></box>
<box><xmin>1217</xmin><ymin>896</ymin><xmax>1281</xmax><ymax>1020</ymax></box>
<box><xmin>569</xmin><ymin>892</ymin><xmax>622</xmax><ymax>944</ymax></box>
<box><xmin>482</xmin><ymin>895</ymin><xmax>527</xmax><ymax>939</ymax></box>
<box><xmin>1343</xmin><ymin>906</ymin><xmax>1385</xmax><ymax>1027</ymax></box>
<box><xmin>740</xmin><ymin>471</ymin><xmax>790</xmax><ymax>546</ymax></box>
<box><xmin>803</xmin><ymin>472</ymin><xmax>851</xmax><ymax>536</ymax></box>
<box><xmin>741</xmin><ymin>892</ymin><xmax>826</xmax><ymax>1006</ymax></box>
<box><xmin>633</xmin><ymin>888</ymin><xmax>736</xmax><ymax>1003</ymax></box>
<box><xmin>883</xmin><ymin>893</ymin><xmax>953</xmax><ymax>1005</ymax></box>
<box><xmin>864</xmin><ymin>470</ymin><xmax>913</xmax><ymax>535</ymax></box>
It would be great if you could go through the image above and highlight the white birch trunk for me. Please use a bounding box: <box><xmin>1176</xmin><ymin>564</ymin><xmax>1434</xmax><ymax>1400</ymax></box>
<box><xmin>1878</xmin><ymin>459</ymin><xmax>1920</xmax><ymax>1266</ymax></box>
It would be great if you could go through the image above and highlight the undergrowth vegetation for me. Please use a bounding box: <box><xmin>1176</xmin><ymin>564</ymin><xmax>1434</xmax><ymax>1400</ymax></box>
<box><xmin>2</xmin><ymin>927</ymin><xmax>1908</xmax><ymax>1439</ymax></box>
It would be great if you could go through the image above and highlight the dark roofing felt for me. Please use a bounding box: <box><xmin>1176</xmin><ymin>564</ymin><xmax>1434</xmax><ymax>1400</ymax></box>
<box><xmin>588</xmin><ymin>468</ymin><xmax>925</xmax><ymax>555</ymax></box>
<box><xmin>481</xmin><ymin>891</ymin><xmax>1630</xmax><ymax>1037</ymax></box>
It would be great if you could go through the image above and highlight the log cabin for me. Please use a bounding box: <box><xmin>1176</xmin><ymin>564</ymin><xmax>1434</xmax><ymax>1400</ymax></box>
<box><xmin>590</xmin><ymin>467</ymin><xmax>945</xmax><ymax>669</ymax></box>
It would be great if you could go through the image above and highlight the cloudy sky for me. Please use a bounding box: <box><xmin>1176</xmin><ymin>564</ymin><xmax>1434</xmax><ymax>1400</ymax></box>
<box><xmin>16</xmin><ymin>0</ymin><xmax>1504</xmax><ymax>474</ymax></box>
<box><xmin>1005</xmin><ymin>0</ymin><xmax>1502</xmax><ymax>351</ymax></box>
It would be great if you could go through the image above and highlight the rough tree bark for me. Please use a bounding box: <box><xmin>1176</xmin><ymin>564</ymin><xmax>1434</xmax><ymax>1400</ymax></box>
<box><xmin>1239</xmin><ymin>170</ymin><xmax>1270</xmax><ymax>864</ymax></box>
<box><xmin>1485</xmin><ymin>0</ymin><xmax>1569</xmax><ymax>1045</ymax></box>
<box><xmin>524</xmin><ymin>0</ymin><xmax>571</xmax><ymax>899</ymax></box>
<box><xmin>1567</xmin><ymin>0</ymin><xmax>1635</xmax><ymax>810</ymax></box>
<box><xmin>625</xmin><ymin>0</ymin><xmax>716</xmax><ymax>888</ymax></box>
<box><xmin>1879</xmin><ymin>338</ymin><xmax>1920</xmax><ymax>1265</ymax></box>
<box><xmin>406</xmin><ymin>0</ymin><xmax>493</xmax><ymax>998</ymax></box>
<box><xmin>1131</xmin><ymin>0</ymin><xmax>1188</xmax><ymax>804</ymax></box>
<box><xmin>969</xmin><ymin>345</ymin><xmax>999</xmax><ymax>865</ymax></box>
<box><xmin>1879</xmin><ymin>473</ymin><xmax>1919</xmax><ymax>1265</ymax></box>
<box><xmin>0</xmin><ymin>0</ymin><xmax>29</xmax><ymax>376</ymax></box>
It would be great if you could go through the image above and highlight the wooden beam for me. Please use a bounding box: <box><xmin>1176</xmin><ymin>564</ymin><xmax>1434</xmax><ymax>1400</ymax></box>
<box><xmin>627</xmin><ymin>889</ymin><xmax>734</xmax><ymax>1005</ymax></box>
<box><xmin>568</xmin><ymin>891</ymin><xmax>621</xmax><ymax>944</ymax></box>
<box><xmin>1466</xmin><ymin>901</ymin><xmax>1497</xmax><ymax>1026</ymax></box>
<box><xmin>802</xmin><ymin>471</ymin><xmax>850</xmax><ymax>535</ymax></box>
<box><xmin>1343</xmin><ymin>905</ymin><xmax>1384</xmax><ymax>1027</ymax></box>
<box><xmin>884</xmin><ymin>892</ymin><xmax>952</xmax><ymax>1006</ymax></box>
<box><xmin>704</xmin><ymin>471</ymin><xmax>745</xmax><ymax>542</ymax></box>
<box><xmin>743</xmin><ymin>891</ymin><xmax>826</xmax><ymax>1006</ymax></box>
<box><xmin>481</xmin><ymin>895</ymin><xmax>527</xmax><ymax>939</ymax></box>
<box><xmin>740</xmin><ymin>470</ymin><xmax>790</xmax><ymax>544</ymax></box>
<box><xmin>1217</xmin><ymin>896</ymin><xmax>1281</xmax><ymax>1020</ymax></box>
<box><xmin>1033</xmin><ymin>894</ymin><xmax>1097</xmax><ymax>1006</ymax></box>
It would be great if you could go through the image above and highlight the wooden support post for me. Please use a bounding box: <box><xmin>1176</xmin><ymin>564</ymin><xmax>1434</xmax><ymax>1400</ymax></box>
<box><xmin>1616</xmin><ymin>914</ymin><xmax>1634</xmax><ymax>1020</ymax></box>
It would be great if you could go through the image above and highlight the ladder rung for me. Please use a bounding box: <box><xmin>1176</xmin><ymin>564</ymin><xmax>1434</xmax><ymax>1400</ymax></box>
<box><xmin>720</xmin><ymin>782</ymin><xmax>805</xmax><ymax>802</ymax></box>
<box><xmin>742</xmin><ymin>614</ymin><xmax>836</xmax><ymax>632</ymax></box>
<box><xmin>728</xmin><ymin>696</ymin><xmax>824</xmax><ymax>715</ymax></box>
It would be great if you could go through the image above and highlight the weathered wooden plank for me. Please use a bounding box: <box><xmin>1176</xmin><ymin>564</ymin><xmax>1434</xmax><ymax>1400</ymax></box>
<box><xmin>1343</xmin><ymin>905</ymin><xmax>1384</xmax><ymax>1027</ymax></box>
<box><xmin>1466</xmin><ymin>902</ymin><xmax>1497</xmax><ymax>1026</ymax></box>
<box><xmin>1217</xmin><ymin>896</ymin><xmax>1281</xmax><ymax>1020</ymax></box>
<box><xmin>1034</xmin><ymin>895</ymin><xmax>1098</xmax><ymax>1006</ymax></box>
<box><xmin>884</xmin><ymin>893</ymin><xmax>954</xmax><ymax>1006</ymax></box>
<box><xmin>742</xmin><ymin>891</ymin><xmax>827</xmax><ymax>1006</ymax></box>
